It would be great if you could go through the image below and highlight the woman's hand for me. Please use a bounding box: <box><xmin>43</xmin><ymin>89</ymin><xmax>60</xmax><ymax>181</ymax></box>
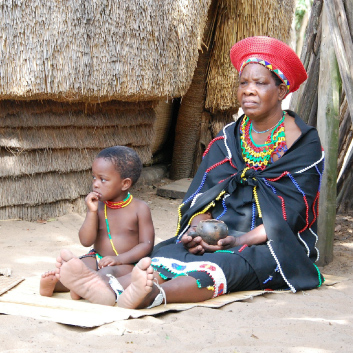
<box><xmin>217</xmin><ymin>236</ymin><xmax>238</xmax><ymax>249</ymax></box>
<box><xmin>180</xmin><ymin>234</ymin><xmax>205</xmax><ymax>255</ymax></box>
<box><xmin>181</xmin><ymin>234</ymin><xmax>239</xmax><ymax>254</ymax></box>
<box><xmin>201</xmin><ymin>235</ymin><xmax>238</xmax><ymax>253</ymax></box>
<box><xmin>200</xmin><ymin>226</ymin><xmax>268</xmax><ymax>253</ymax></box>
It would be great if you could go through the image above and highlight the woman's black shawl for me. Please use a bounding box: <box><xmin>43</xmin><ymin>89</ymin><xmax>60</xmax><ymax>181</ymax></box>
<box><xmin>165</xmin><ymin>111</ymin><xmax>325</xmax><ymax>292</ymax></box>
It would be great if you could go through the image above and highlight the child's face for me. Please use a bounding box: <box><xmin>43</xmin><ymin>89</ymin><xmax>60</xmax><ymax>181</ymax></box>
<box><xmin>91</xmin><ymin>158</ymin><xmax>126</xmax><ymax>202</ymax></box>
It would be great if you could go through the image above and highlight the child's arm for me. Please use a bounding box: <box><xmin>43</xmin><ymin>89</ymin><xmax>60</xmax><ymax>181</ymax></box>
<box><xmin>99</xmin><ymin>201</ymin><xmax>154</xmax><ymax>267</ymax></box>
<box><xmin>78</xmin><ymin>192</ymin><xmax>100</xmax><ymax>247</ymax></box>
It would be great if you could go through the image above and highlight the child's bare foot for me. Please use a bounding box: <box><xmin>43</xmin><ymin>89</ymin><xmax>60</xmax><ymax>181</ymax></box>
<box><xmin>69</xmin><ymin>291</ymin><xmax>81</xmax><ymax>300</ymax></box>
<box><xmin>54</xmin><ymin>249</ymin><xmax>81</xmax><ymax>300</ymax></box>
<box><xmin>59</xmin><ymin>256</ymin><xmax>116</xmax><ymax>306</ymax></box>
<box><xmin>40</xmin><ymin>270</ymin><xmax>59</xmax><ymax>297</ymax></box>
<box><xmin>55</xmin><ymin>248</ymin><xmax>75</xmax><ymax>272</ymax></box>
<box><xmin>117</xmin><ymin>257</ymin><xmax>155</xmax><ymax>309</ymax></box>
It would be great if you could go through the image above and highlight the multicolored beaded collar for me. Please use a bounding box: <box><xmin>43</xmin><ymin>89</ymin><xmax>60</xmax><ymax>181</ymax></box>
<box><xmin>240</xmin><ymin>112</ymin><xmax>286</xmax><ymax>170</ymax></box>
<box><xmin>240</xmin><ymin>57</ymin><xmax>290</xmax><ymax>92</ymax></box>
<box><xmin>104</xmin><ymin>192</ymin><xmax>133</xmax><ymax>255</ymax></box>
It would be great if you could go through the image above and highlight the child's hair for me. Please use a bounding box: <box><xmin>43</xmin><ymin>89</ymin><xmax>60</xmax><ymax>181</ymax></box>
<box><xmin>97</xmin><ymin>146</ymin><xmax>142</xmax><ymax>186</ymax></box>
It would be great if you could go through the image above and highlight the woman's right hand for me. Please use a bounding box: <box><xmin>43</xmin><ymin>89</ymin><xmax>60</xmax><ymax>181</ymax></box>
<box><xmin>85</xmin><ymin>192</ymin><xmax>99</xmax><ymax>212</ymax></box>
<box><xmin>180</xmin><ymin>234</ymin><xmax>205</xmax><ymax>255</ymax></box>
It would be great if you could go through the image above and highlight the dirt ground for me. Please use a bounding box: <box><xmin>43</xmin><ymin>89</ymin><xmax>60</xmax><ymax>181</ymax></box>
<box><xmin>1</xmin><ymin>180</ymin><xmax>353</xmax><ymax>353</ymax></box>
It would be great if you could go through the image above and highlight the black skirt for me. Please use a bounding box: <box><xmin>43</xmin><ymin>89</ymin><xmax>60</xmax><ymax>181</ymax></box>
<box><xmin>151</xmin><ymin>241</ymin><xmax>287</xmax><ymax>297</ymax></box>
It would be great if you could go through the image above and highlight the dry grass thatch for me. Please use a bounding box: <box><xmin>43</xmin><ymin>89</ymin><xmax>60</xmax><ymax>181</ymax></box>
<box><xmin>0</xmin><ymin>99</ymin><xmax>154</xmax><ymax>146</ymax></box>
<box><xmin>0</xmin><ymin>165</ymin><xmax>168</xmax><ymax>221</ymax></box>
<box><xmin>0</xmin><ymin>100</ymin><xmax>157</xmax><ymax>127</ymax></box>
<box><xmin>0</xmin><ymin>147</ymin><xmax>151</xmax><ymax>178</ymax></box>
<box><xmin>0</xmin><ymin>126</ymin><xmax>153</xmax><ymax>149</ymax></box>
<box><xmin>0</xmin><ymin>171</ymin><xmax>91</xmax><ymax>208</ymax></box>
<box><xmin>205</xmin><ymin>0</ymin><xmax>295</xmax><ymax>112</ymax></box>
<box><xmin>0</xmin><ymin>0</ymin><xmax>211</xmax><ymax>102</ymax></box>
<box><xmin>0</xmin><ymin>198</ymin><xmax>87</xmax><ymax>221</ymax></box>
<box><xmin>151</xmin><ymin>100</ymin><xmax>174</xmax><ymax>155</ymax></box>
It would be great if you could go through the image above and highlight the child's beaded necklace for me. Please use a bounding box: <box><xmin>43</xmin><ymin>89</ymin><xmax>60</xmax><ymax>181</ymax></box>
<box><xmin>240</xmin><ymin>111</ymin><xmax>286</xmax><ymax>170</ymax></box>
<box><xmin>104</xmin><ymin>192</ymin><xmax>133</xmax><ymax>255</ymax></box>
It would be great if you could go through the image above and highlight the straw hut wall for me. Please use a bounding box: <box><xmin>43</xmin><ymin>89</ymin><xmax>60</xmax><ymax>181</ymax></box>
<box><xmin>170</xmin><ymin>0</ymin><xmax>296</xmax><ymax>179</ymax></box>
<box><xmin>0</xmin><ymin>100</ymin><xmax>157</xmax><ymax>220</ymax></box>
<box><xmin>0</xmin><ymin>0</ymin><xmax>212</xmax><ymax>221</ymax></box>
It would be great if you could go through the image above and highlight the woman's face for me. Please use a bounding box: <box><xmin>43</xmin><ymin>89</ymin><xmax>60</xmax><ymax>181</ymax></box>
<box><xmin>237</xmin><ymin>63</ymin><xmax>287</xmax><ymax>120</ymax></box>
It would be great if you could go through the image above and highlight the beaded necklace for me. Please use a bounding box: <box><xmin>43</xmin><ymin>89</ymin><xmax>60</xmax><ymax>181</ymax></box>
<box><xmin>104</xmin><ymin>192</ymin><xmax>133</xmax><ymax>209</ymax></box>
<box><xmin>251</xmin><ymin>119</ymin><xmax>282</xmax><ymax>134</ymax></box>
<box><xmin>104</xmin><ymin>192</ymin><xmax>133</xmax><ymax>255</ymax></box>
<box><xmin>240</xmin><ymin>111</ymin><xmax>286</xmax><ymax>170</ymax></box>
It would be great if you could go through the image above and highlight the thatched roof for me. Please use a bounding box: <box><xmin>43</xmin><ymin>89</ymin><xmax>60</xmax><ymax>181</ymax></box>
<box><xmin>0</xmin><ymin>0</ymin><xmax>211</xmax><ymax>102</ymax></box>
<box><xmin>205</xmin><ymin>0</ymin><xmax>295</xmax><ymax>112</ymax></box>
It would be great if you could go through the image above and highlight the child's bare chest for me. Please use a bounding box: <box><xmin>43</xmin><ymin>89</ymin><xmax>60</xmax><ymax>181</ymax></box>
<box><xmin>92</xmin><ymin>206</ymin><xmax>139</xmax><ymax>256</ymax></box>
<box><xmin>97</xmin><ymin>207</ymin><xmax>138</xmax><ymax>237</ymax></box>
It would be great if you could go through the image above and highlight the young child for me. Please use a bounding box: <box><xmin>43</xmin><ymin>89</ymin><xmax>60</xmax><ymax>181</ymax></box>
<box><xmin>40</xmin><ymin>146</ymin><xmax>155</xmax><ymax>298</ymax></box>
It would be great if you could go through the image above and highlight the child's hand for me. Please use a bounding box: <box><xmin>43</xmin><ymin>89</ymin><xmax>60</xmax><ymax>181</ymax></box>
<box><xmin>98</xmin><ymin>256</ymin><xmax>121</xmax><ymax>269</ymax></box>
<box><xmin>85</xmin><ymin>192</ymin><xmax>100</xmax><ymax>212</ymax></box>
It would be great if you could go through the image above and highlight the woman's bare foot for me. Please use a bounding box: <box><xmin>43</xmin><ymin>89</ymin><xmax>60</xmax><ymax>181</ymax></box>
<box><xmin>117</xmin><ymin>257</ymin><xmax>155</xmax><ymax>309</ymax></box>
<box><xmin>39</xmin><ymin>271</ymin><xmax>59</xmax><ymax>297</ymax></box>
<box><xmin>58</xmin><ymin>256</ymin><xmax>116</xmax><ymax>306</ymax></box>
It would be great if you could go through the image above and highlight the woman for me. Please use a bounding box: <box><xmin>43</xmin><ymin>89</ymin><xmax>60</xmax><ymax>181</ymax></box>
<box><xmin>56</xmin><ymin>36</ymin><xmax>325</xmax><ymax>308</ymax></box>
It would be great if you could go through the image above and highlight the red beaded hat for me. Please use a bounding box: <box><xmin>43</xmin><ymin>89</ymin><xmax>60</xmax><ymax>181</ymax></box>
<box><xmin>230</xmin><ymin>36</ymin><xmax>307</xmax><ymax>94</ymax></box>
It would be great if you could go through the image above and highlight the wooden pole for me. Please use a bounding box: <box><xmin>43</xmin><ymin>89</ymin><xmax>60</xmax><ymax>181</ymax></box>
<box><xmin>289</xmin><ymin>0</ymin><xmax>323</xmax><ymax>124</ymax></box>
<box><xmin>345</xmin><ymin>0</ymin><xmax>353</xmax><ymax>36</ymax></box>
<box><xmin>325</xmin><ymin>0</ymin><xmax>353</xmax><ymax>123</ymax></box>
<box><xmin>316</xmin><ymin>7</ymin><xmax>341</xmax><ymax>266</ymax></box>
